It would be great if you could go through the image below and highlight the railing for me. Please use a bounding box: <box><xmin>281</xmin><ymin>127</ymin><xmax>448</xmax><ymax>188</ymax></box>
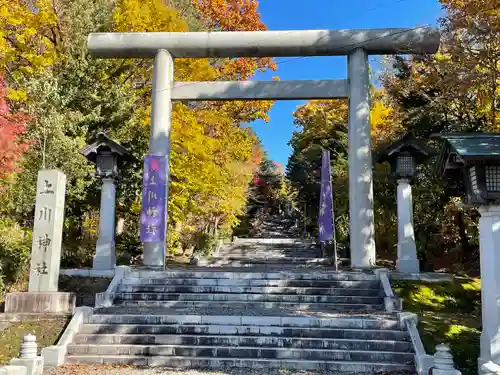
<box><xmin>374</xmin><ymin>268</ymin><xmax>403</xmax><ymax>312</ymax></box>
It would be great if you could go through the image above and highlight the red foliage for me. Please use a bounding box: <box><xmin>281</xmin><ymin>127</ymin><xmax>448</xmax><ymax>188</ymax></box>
<box><xmin>0</xmin><ymin>75</ymin><xmax>30</xmax><ymax>179</ymax></box>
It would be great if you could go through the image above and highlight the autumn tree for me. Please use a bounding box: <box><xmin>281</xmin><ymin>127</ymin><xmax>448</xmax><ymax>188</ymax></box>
<box><xmin>441</xmin><ymin>0</ymin><xmax>500</xmax><ymax>129</ymax></box>
<box><xmin>287</xmin><ymin>91</ymin><xmax>399</xmax><ymax>252</ymax></box>
<box><xmin>383</xmin><ymin>0</ymin><xmax>500</xmax><ymax>134</ymax></box>
<box><xmin>0</xmin><ymin>75</ymin><xmax>29</xmax><ymax>180</ymax></box>
<box><xmin>375</xmin><ymin>0</ymin><xmax>500</xmax><ymax>273</ymax></box>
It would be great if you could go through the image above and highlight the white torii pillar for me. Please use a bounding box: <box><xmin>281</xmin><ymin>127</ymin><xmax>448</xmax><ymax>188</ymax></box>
<box><xmin>87</xmin><ymin>28</ymin><xmax>440</xmax><ymax>269</ymax></box>
<box><xmin>478</xmin><ymin>205</ymin><xmax>500</xmax><ymax>372</ymax></box>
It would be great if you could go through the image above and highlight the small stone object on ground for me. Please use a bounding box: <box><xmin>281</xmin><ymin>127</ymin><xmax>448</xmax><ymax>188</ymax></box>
<box><xmin>20</xmin><ymin>334</ymin><xmax>38</xmax><ymax>359</ymax></box>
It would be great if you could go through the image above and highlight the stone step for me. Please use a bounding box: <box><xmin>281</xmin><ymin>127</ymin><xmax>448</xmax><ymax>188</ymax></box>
<box><xmin>125</xmin><ymin>270</ymin><xmax>378</xmax><ymax>281</ymax></box>
<box><xmin>217</xmin><ymin>249</ymin><xmax>319</xmax><ymax>255</ymax></box>
<box><xmin>221</xmin><ymin>245</ymin><xmax>317</xmax><ymax>250</ymax></box>
<box><xmin>86</xmin><ymin>314</ymin><xmax>401</xmax><ymax>329</ymax></box>
<box><xmin>198</xmin><ymin>258</ymin><xmax>332</xmax><ymax>266</ymax></box>
<box><xmin>79</xmin><ymin>325</ymin><xmax>408</xmax><ymax>341</ymax></box>
<box><xmin>121</xmin><ymin>278</ymin><xmax>381</xmax><ymax>289</ymax></box>
<box><xmin>233</xmin><ymin>238</ymin><xmax>312</xmax><ymax>245</ymax></box>
<box><xmin>66</xmin><ymin>344</ymin><xmax>413</xmax><ymax>363</ymax></box>
<box><xmin>223</xmin><ymin>247</ymin><xmax>315</xmax><ymax>253</ymax></box>
<box><xmin>94</xmin><ymin>305</ymin><xmax>392</xmax><ymax>316</ymax></box>
<box><xmin>116</xmin><ymin>285</ymin><xmax>382</xmax><ymax>296</ymax></box>
<box><xmin>219</xmin><ymin>246</ymin><xmax>317</xmax><ymax>251</ymax></box>
<box><xmin>113</xmin><ymin>300</ymin><xmax>384</xmax><ymax>311</ymax></box>
<box><xmin>74</xmin><ymin>333</ymin><xmax>412</xmax><ymax>351</ymax></box>
<box><xmin>114</xmin><ymin>292</ymin><xmax>383</xmax><ymax>304</ymax></box>
<box><xmin>219</xmin><ymin>253</ymin><xmax>321</xmax><ymax>258</ymax></box>
<box><xmin>194</xmin><ymin>264</ymin><xmax>337</xmax><ymax>270</ymax></box>
<box><xmin>214</xmin><ymin>254</ymin><xmax>320</xmax><ymax>260</ymax></box>
<box><xmin>86</xmin><ymin>312</ymin><xmax>400</xmax><ymax>326</ymax></box>
<box><xmin>64</xmin><ymin>355</ymin><xmax>414</xmax><ymax>372</ymax></box>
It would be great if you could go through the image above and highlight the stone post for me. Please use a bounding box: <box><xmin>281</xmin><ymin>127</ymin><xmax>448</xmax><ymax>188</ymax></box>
<box><xmin>10</xmin><ymin>334</ymin><xmax>43</xmax><ymax>375</ymax></box>
<box><xmin>478</xmin><ymin>205</ymin><xmax>500</xmax><ymax>371</ymax></box>
<box><xmin>143</xmin><ymin>49</ymin><xmax>174</xmax><ymax>268</ymax></box>
<box><xmin>348</xmin><ymin>47</ymin><xmax>376</xmax><ymax>269</ymax></box>
<box><xmin>93</xmin><ymin>177</ymin><xmax>117</xmax><ymax>270</ymax></box>
<box><xmin>432</xmin><ymin>344</ymin><xmax>461</xmax><ymax>375</ymax></box>
<box><xmin>28</xmin><ymin>170</ymin><xmax>66</xmax><ymax>292</ymax></box>
<box><xmin>396</xmin><ymin>178</ymin><xmax>419</xmax><ymax>273</ymax></box>
<box><xmin>5</xmin><ymin>170</ymin><xmax>75</xmax><ymax>314</ymax></box>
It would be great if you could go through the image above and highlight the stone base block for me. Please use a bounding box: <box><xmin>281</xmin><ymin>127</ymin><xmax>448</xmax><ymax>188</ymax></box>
<box><xmin>5</xmin><ymin>292</ymin><xmax>75</xmax><ymax>314</ymax></box>
<box><xmin>396</xmin><ymin>257</ymin><xmax>420</xmax><ymax>274</ymax></box>
<box><xmin>0</xmin><ymin>366</ymin><xmax>27</xmax><ymax>375</ymax></box>
<box><xmin>10</xmin><ymin>357</ymin><xmax>43</xmax><ymax>375</ymax></box>
<box><xmin>93</xmin><ymin>240</ymin><xmax>116</xmax><ymax>271</ymax></box>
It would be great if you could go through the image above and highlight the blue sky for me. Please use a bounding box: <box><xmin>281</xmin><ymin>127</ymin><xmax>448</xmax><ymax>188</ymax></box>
<box><xmin>248</xmin><ymin>0</ymin><xmax>444</xmax><ymax>167</ymax></box>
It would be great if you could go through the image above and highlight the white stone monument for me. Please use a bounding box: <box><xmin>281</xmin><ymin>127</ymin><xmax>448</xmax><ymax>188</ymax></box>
<box><xmin>5</xmin><ymin>170</ymin><xmax>75</xmax><ymax>314</ymax></box>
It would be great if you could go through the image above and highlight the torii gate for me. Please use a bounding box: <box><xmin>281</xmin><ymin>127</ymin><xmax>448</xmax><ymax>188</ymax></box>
<box><xmin>87</xmin><ymin>27</ymin><xmax>440</xmax><ymax>270</ymax></box>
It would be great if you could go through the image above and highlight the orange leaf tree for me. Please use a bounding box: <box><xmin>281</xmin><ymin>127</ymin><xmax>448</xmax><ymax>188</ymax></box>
<box><xmin>0</xmin><ymin>75</ymin><xmax>29</xmax><ymax>180</ymax></box>
<box><xmin>192</xmin><ymin>0</ymin><xmax>277</xmax><ymax>124</ymax></box>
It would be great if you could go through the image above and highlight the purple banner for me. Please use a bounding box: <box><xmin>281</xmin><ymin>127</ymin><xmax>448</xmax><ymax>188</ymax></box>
<box><xmin>318</xmin><ymin>149</ymin><xmax>334</xmax><ymax>242</ymax></box>
<box><xmin>140</xmin><ymin>156</ymin><xmax>167</xmax><ymax>243</ymax></box>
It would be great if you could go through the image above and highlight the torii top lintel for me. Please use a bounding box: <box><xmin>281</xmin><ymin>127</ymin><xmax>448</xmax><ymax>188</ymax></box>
<box><xmin>87</xmin><ymin>27</ymin><xmax>440</xmax><ymax>59</ymax></box>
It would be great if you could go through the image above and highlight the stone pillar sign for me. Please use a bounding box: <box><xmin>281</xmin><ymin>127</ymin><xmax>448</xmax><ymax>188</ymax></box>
<box><xmin>28</xmin><ymin>170</ymin><xmax>66</xmax><ymax>292</ymax></box>
<box><xmin>6</xmin><ymin>170</ymin><xmax>75</xmax><ymax>314</ymax></box>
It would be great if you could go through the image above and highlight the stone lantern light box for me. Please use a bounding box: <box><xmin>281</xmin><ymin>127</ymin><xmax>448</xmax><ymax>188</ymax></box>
<box><xmin>81</xmin><ymin>132</ymin><xmax>132</xmax><ymax>177</ymax></box>
<box><xmin>376</xmin><ymin>133</ymin><xmax>436</xmax><ymax>182</ymax></box>
<box><xmin>434</xmin><ymin>133</ymin><xmax>500</xmax><ymax>206</ymax></box>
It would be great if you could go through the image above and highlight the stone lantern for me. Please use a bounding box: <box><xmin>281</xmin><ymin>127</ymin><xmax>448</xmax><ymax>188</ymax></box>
<box><xmin>376</xmin><ymin>133</ymin><xmax>436</xmax><ymax>273</ymax></box>
<box><xmin>82</xmin><ymin>132</ymin><xmax>132</xmax><ymax>270</ymax></box>
<box><xmin>434</xmin><ymin>132</ymin><xmax>500</xmax><ymax>373</ymax></box>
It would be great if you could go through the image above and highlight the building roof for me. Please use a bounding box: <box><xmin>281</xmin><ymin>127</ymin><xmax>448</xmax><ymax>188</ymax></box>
<box><xmin>437</xmin><ymin>133</ymin><xmax>500</xmax><ymax>158</ymax></box>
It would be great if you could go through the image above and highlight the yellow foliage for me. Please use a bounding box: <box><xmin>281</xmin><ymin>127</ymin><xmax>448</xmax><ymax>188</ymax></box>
<box><xmin>0</xmin><ymin>0</ymin><xmax>60</xmax><ymax>79</ymax></box>
<box><xmin>293</xmin><ymin>90</ymin><xmax>399</xmax><ymax>148</ymax></box>
<box><xmin>113</xmin><ymin>0</ymin><xmax>188</xmax><ymax>33</ymax></box>
<box><xmin>111</xmin><ymin>0</ymin><xmax>266</xmax><ymax>240</ymax></box>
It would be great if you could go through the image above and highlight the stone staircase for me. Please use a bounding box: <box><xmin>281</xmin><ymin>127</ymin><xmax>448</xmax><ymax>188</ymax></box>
<box><xmin>64</xmin><ymin>231</ymin><xmax>414</xmax><ymax>372</ymax></box>
<box><xmin>199</xmin><ymin>238</ymin><xmax>332</xmax><ymax>268</ymax></box>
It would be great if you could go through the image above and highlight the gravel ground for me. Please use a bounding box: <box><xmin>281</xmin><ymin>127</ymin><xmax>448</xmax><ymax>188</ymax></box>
<box><xmin>44</xmin><ymin>365</ymin><xmax>416</xmax><ymax>375</ymax></box>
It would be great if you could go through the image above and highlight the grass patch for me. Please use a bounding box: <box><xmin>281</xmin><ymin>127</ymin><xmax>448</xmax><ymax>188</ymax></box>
<box><xmin>393</xmin><ymin>278</ymin><xmax>481</xmax><ymax>375</ymax></box>
<box><xmin>0</xmin><ymin>317</ymin><xmax>70</xmax><ymax>364</ymax></box>
<box><xmin>0</xmin><ymin>275</ymin><xmax>109</xmax><ymax>363</ymax></box>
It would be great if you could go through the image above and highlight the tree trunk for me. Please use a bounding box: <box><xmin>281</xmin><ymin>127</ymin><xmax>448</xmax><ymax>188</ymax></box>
<box><xmin>455</xmin><ymin>210</ymin><xmax>470</xmax><ymax>263</ymax></box>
